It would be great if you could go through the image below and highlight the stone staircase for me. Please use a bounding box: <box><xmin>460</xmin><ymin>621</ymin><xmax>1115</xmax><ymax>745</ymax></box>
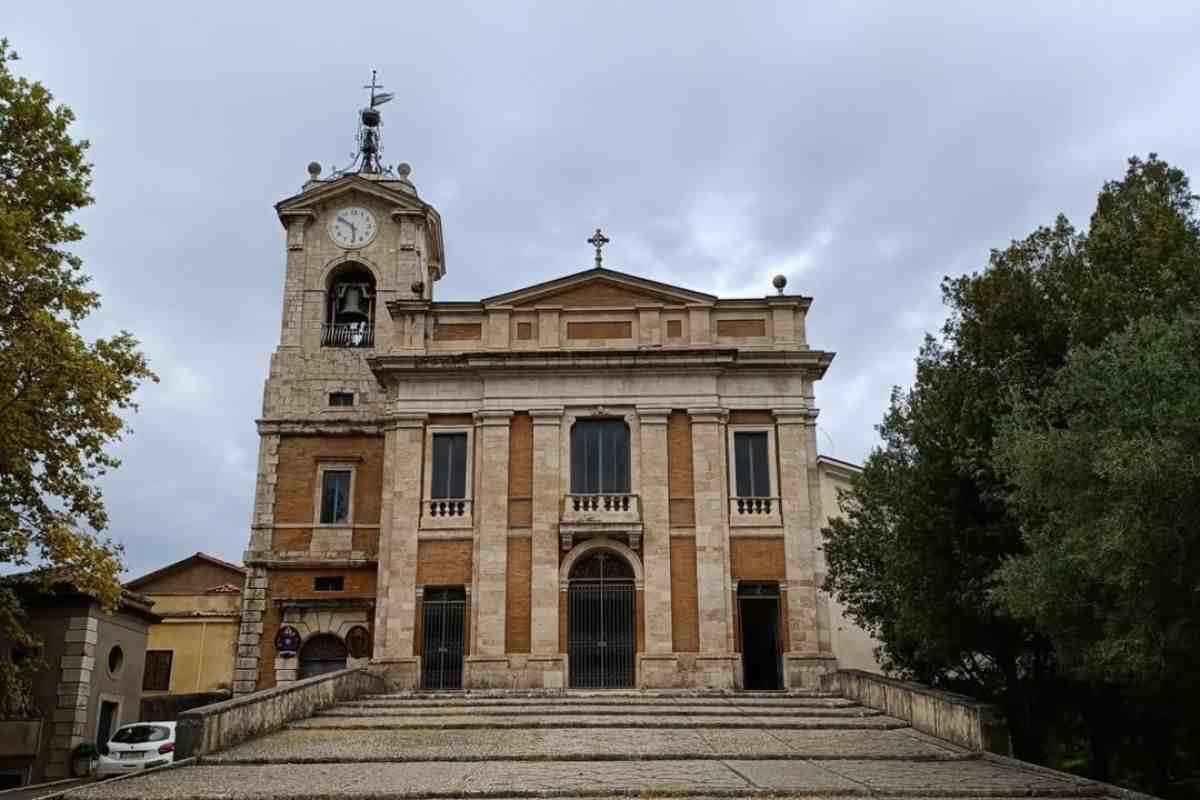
<box><xmin>66</xmin><ymin>690</ymin><xmax>1116</xmax><ymax>799</ymax></box>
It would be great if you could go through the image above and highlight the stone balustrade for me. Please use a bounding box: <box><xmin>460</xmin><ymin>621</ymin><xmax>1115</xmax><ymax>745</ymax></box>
<box><xmin>562</xmin><ymin>493</ymin><xmax>641</xmax><ymax>524</ymax></box>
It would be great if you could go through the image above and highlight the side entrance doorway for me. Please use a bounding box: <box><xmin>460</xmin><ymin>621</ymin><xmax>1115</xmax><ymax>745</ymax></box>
<box><xmin>298</xmin><ymin>634</ymin><xmax>349</xmax><ymax>679</ymax></box>
<box><xmin>738</xmin><ymin>583</ymin><xmax>783</xmax><ymax>690</ymax></box>
<box><xmin>568</xmin><ymin>551</ymin><xmax>636</xmax><ymax>688</ymax></box>
<box><xmin>422</xmin><ymin>587</ymin><xmax>465</xmax><ymax>690</ymax></box>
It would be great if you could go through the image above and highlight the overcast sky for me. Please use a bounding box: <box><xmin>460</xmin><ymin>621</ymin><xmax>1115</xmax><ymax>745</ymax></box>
<box><xmin>8</xmin><ymin>2</ymin><xmax>1200</xmax><ymax>577</ymax></box>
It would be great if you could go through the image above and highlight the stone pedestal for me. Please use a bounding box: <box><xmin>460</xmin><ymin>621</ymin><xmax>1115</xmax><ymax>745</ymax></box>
<box><xmin>464</xmin><ymin>655</ymin><xmax>514</xmax><ymax>688</ymax></box>
<box><xmin>637</xmin><ymin>653</ymin><xmax>682</xmax><ymax>688</ymax></box>
<box><xmin>784</xmin><ymin>652</ymin><xmax>839</xmax><ymax>689</ymax></box>
<box><xmin>370</xmin><ymin>657</ymin><xmax>420</xmax><ymax>691</ymax></box>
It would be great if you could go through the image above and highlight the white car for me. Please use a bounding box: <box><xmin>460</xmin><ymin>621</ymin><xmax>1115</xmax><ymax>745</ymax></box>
<box><xmin>95</xmin><ymin>721</ymin><xmax>177</xmax><ymax>778</ymax></box>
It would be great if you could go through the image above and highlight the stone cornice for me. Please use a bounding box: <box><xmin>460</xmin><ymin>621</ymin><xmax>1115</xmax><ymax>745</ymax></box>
<box><xmin>367</xmin><ymin>347</ymin><xmax>834</xmax><ymax>379</ymax></box>
<box><xmin>636</xmin><ymin>406</ymin><xmax>673</xmax><ymax>425</ymax></box>
<box><xmin>257</xmin><ymin>418</ymin><xmax>386</xmax><ymax>436</ymax></box>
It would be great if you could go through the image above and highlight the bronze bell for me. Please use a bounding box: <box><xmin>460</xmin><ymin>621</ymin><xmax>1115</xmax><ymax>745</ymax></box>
<box><xmin>337</xmin><ymin>284</ymin><xmax>370</xmax><ymax>319</ymax></box>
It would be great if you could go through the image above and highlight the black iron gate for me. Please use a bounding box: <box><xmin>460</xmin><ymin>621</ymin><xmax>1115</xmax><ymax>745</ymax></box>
<box><xmin>568</xmin><ymin>552</ymin><xmax>636</xmax><ymax>688</ymax></box>
<box><xmin>422</xmin><ymin>587</ymin><xmax>465</xmax><ymax>690</ymax></box>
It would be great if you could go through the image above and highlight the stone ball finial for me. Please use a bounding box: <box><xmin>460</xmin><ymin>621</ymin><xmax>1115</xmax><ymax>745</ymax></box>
<box><xmin>307</xmin><ymin>162</ymin><xmax>322</xmax><ymax>178</ymax></box>
<box><xmin>772</xmin><ymin>274</ymin><xmax>788</xmax><ymax>294</ymax></box>
<box><xmin>398</xmin><ymin>162</ymin><xmax>412</xmax><ymax>178</ymax></box>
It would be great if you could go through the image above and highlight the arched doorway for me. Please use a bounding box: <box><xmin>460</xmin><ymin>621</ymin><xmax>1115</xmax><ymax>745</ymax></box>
<box><xmin>298</xmin><ymin>634</ymin><xmax>349</xmax><ymax>679</ymax></box>
<box><xmin>568</xmin><ymin>551</ymin><xmax>636</xmax><ymax>688</ymax></box>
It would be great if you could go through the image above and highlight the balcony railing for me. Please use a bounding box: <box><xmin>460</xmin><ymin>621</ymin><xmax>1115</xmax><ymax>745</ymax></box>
<box><xmin>562</xmin><ymin>493</ymin><xmax>642</xmax><ymax>524</ymax></box>
<box><xmin>729</xmin><ymin>496</ymin><xmax>782</xmax><ymax>526</ymax></box>
<box><xmin>321</xmin><ymin>322</ymin><xmax>374</xmax><ymax>348</ymax></box>
<box><xmin>422</xmin><ymin>498</ymin><xmax>473</xmax><ymax>530</ymax></box>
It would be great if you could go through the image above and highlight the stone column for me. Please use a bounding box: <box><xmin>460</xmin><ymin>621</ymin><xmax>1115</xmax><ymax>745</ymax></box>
<box><xmin>775</xmin><ymin>409</ymin><xmax>837</xmax><ymax>687</ymax></box>
<box><xmin>528</xmin><ymin>408</ymin><xmax>566</xmax><ymax>688</ymax></box>
<box><xmin>688</xmin><ymin>407</ymin><xmax>737</xmax><ymax>688</ymax></box>
<box><xmin>468</xmin><ymin>410</ymin><xmax>512</xmax><ymax>686</ymax></box>
<box><xmin>372</xmin><ymin>414</ymin><xmax>426</xmax><ymax>688</ymax></box>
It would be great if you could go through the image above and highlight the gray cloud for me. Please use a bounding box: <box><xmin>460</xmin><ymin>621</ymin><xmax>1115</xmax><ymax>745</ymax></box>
<box><xmin>8</xmin><ymin>1</ymin><xmax>1200</xmax><ymax>576</ymax></box>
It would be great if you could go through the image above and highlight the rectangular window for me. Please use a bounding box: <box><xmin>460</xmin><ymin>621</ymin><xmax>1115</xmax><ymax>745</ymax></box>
<box><xmin>571</xmin><ymin>419</ymin><xmax>630</xmax><ymax>494</ymax></box>
<box><xmin>329</xmin><ymin>392</ymin><xmax>354</xmax><ymax>407</ymax></box>
<box><xmin>319</xmin><ymin>469</ymin><xmax>352</xmax><ymax>524</ymax></box>
<box><xmin>142</xmin><ymin>651</ymin><xmax>173</xmax><ymax>692</ymax></box>
<box><xmin>430</xmin><ymin>433</ymin><xmax>468</xmax><ymax>499</ymax></box>
<box><xmin>734</xmin><ymin>432</ymin><xmax>771</xmax><ymax>497</ymax></box>
<box><xmin>314</xmin><ymin>576</ymin><xmax>344</xmax><ymax>592</ymax></box>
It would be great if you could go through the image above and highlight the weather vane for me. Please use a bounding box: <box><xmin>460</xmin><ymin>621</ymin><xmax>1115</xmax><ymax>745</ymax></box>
<box><xmin>348</xmin><ymin>70</ymin><xmax>395</xmax><ymax>175</ymax></box>
<box><xmin>588</xmin><ymin>228</ymin><xmax>610</xmax><ymax>269</ymax></box>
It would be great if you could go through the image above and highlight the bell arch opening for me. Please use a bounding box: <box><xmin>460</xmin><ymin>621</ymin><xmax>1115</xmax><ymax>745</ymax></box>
<box><xmin>567</xmin><ymin>550</ymin><xmax>636</xmax><ymax>689</ymax></box>
<box><xmin>323</xmin><ymin>262</ymin><xmax>376</xmax><ymax>348</ymax></box>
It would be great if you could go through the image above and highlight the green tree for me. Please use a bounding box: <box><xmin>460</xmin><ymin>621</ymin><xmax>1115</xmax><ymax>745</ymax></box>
<box><xmin>995</xmin><ymin>314</ymin><xmax>1200</xmax><ymax>795</ymax></box>
<box><xmin>823</xmin><ymin>154</ymin><xmax>1200</xmax><ymax>783</ymax></box>
<box><xmin>0</xmin><ymin>40</ymin><xmax>155</xmax><ymax>710</ymax></box>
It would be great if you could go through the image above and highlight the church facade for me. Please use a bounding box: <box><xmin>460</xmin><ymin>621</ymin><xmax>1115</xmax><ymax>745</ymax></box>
<box><xmin>233</xmin><ymin>115</ymin><xmax>874</xmax><ymax>694</ymax></box>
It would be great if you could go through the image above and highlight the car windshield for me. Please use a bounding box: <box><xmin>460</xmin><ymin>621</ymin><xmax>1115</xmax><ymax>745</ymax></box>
<box><xmin>111</xmin><ymin>725</ymin><xmax>169</xmax><ymax>744</ymax></box>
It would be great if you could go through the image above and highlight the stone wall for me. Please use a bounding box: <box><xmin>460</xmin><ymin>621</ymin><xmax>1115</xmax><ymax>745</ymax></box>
<box><xmin>824</xmin><ymin>669</ymin><xmax>1011</xmax><ymax>755</ymax></box>
<box><xmin>176</xmin><ymin>668</ymin><xmax>385</xmax><ymax>759</ymax></box>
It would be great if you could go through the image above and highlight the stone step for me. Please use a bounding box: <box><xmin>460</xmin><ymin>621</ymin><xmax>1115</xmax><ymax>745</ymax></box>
<box><xmin>290</xmin><ymin>713</ymin><xmax>909</xmax><ymax>731</ymax></box>
<box><xmin>347</xmin><ymin>695</ymin><xmax>856</xmax><ymax>709</ymax></box>
<box><xmin>206</xmin><ymin>726</ymin><xmax>972</xmax><ymax>764</ymax></box>
<box><xmin>320</xmin><ymin>703</ymin><xmax>880</xmax><ymax>718</ymax></box>
<box><xmin>361</xmin><ymin>689</ymin><xmax>840</xmax><ymax>701</ymax></box>
<box><xmin>62</xmin><ymin>758</ymin><xmax>1105</xmax><ymax>799</ymax></box>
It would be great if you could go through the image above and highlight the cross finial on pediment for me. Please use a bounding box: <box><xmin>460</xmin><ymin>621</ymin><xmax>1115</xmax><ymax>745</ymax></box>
<box><xmin>588</xmin><ymin>228</ymin><xmax>610</xmax><ymax>269</ymax></box>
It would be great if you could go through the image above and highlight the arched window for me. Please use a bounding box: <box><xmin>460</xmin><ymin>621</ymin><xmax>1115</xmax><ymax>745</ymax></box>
<box><xmin>323</xmin><ymin>264</ymin><xmax>375</xmax><ymax>348</ymax></box>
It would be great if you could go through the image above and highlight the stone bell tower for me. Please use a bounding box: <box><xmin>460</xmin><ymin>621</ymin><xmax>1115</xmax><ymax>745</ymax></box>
<box><xmin>233</xmin><ymin>75</ymin><xmax>445</xmax><ymax>694</ymax></box>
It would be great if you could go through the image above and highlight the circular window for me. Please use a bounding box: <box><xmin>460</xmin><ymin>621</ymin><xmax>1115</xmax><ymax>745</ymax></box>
<box><xmin>107</xmin><ymin>645</ymin><xmax>124</xmax><ymax>676</ymax></box>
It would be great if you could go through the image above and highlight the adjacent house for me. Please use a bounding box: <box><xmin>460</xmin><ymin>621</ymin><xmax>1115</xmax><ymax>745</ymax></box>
<box><xmin>0</xmin><ymin>573</ymin><xmax>158</xmax><ymax>786</ymax></box>
<box><xmin>124</xmin><ymin>553</ymin><xmax>245</xmax><ymax>697</ymax></box>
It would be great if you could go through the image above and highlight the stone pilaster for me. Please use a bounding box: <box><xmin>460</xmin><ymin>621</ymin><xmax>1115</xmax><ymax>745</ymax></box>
<box><xmin>688</xmin><ymin>407</ymin><xmax>738</xmax><ymax>688</ymax></box>
<box><xmin>372</xmin><ymin>414</ymin><xmax>426</xmax><ymax>687</ymax></box>
<box><xmin>637</xmin><ymin>407</ymin><xmax>673</xmax><ymax>654</ymax></box>
<box><xmin>528</xmin><ymin>408</ymin><xmax>566</xmax><ymax>688</ymax></box>
<box><xmin>278</xmin><ymin>213</ymin><xmax>311</xmax><ymax>350</ymax></box>
<box><xmin>530</xmin><ymin>409</ymin><xmax>563</xmax><ymax>654</ymax></box>
<box><xmin>776</xmin><ymin>408</ymin><xmax>837</xmax><ymax>687</ymax></box>
<box><xmin>471</xmin><ymin>410</ymin><xmax>512</xmax><ymax>659</ymax></box>
<box><xmin>45</xmin><ymin>614</ymin><xmax>97</xmax><ymax>778</ymax></box>
<box><xmin>234</xmin><ymin>433</ymin><xmax>279</xmax><ymax>695</ymax></box>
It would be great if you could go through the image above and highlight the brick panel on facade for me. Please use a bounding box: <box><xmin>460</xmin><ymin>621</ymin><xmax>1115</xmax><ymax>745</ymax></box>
<box><xmin>269</xmin><ymin>568</ymin><xmax>377</xmax><ymax>600</ymax></box>
<box><xmin>508</xmin><ymin>413</ymin><xmax>533</xmax><ymax>528</ymax></box>
<box><xmin>728</xmin><ymin>410</ymin><xmax>775</xmax><ymax>425</ymax></box>
<box><xmin>667</xmin><ymin>412</ymin><xmax>696</xmax><ymax>527</ymax></box>
<box><xmin>566</xmin><ymin>321</ymin><xmax>632</xmax><ymax>340</ymax></box>
<box><xmin>272</xmin><ymin>528</ymin><xmax>312</xmax><ymax>551</ymax></box>
<box><xmin>273</xmin><ymin>436</ymin><xmax>384</xmax><ymax>525</ymax></box>
<box><xmin>716</xmin><ymin>318</ymin><xmax>767</xmax><ymax>337</ymax></box>
<box><xmin>730</xmin><ymin>537</ymin><xmax>787</xmax><ymax>581</ymax></box>
<box><xmin>432</xmin><ymin>322</ymin><xmax>482</xmax><ymax>341</ymax></box>
<box><xmin>505</xmin><ymin>537</ymin><xmax>532</xmax><ymax>653</ymax></box>
<box><xmin>670</xmin><ymin>536</ymin><xmax>701</xmax><ymax>652</ymax></box>
<box><xmin>415</xmin><ymin>540</ymin><xmax>473</xmax><ymax>586</ymax></box>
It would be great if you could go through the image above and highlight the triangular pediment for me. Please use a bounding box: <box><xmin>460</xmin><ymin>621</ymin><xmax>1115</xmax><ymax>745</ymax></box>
<box><xmin>484</xmin><ymin>268</ymin><xmax>716</xmax><ymax>309</ymax></box>
<box><xmin>275</xmin><ymin>173</ymin><xmax>433</xmax><ymax>222</ymax></box>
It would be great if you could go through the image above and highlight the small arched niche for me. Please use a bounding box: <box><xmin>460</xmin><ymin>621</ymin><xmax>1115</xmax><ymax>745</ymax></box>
<box><xmin>323</xmin><ymin>262</ymin><xmax>376</xmax><ymax>348</ymax></box>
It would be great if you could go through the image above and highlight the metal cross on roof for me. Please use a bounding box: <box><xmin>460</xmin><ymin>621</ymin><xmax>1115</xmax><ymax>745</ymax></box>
<box><xmin>588</xmin><ymin>228</ymin><xmax>610</xmax><ymax>269</ymax></box>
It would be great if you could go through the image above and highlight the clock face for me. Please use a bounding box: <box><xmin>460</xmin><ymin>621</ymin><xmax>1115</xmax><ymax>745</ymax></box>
<box><xmin>327</xmin><ymin>206</ymin><xmax>378</xmax><ymax>249</ymax></box>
